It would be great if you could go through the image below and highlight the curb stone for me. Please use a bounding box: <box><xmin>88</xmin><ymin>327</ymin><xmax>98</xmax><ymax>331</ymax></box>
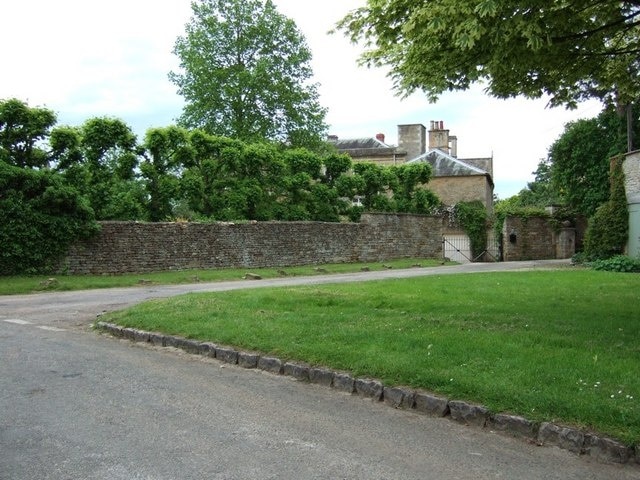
<box><xmin>383</xmin><ymin>387</ymin><xmax>415</xmax><ymax>409</ymax></box>
<box><xmin>414</xmin><ymin>391</ymin><xmax>449</xmax><ymax>417</ymax></box>
<box><xmin>448</xmin><ymin>400</ymin><xmax>490</xmax><ymax>427</ymax></box>
<box><xmin>215</xmin><ymin>347</ymin><xmax>239</xmax><ymax>365</ymax></box>
<box><xmin>309</xmin><ymin>367</ymin><xmax>333</xmax><ymax>386</ymax></box>
<box><xmin>94</xmin><ymin>321</ymin><xmax>639</xmax><ymax>468</ymax></box>
<box><xmin>488</xmin><ymin>414</ymin><xmax>537</xmax><ymax>441</ymax></box>
<box><xmin>538</xmin><ymin>423</ymin><xmax>585</xmax><ymax>454</ymax></box>
<box><xmin>354</xmin><ymin>378</ymin><xmax>384</xmax><ymax>400</ymax></box>
<box><xmin>283</xmin><ymin>362</ymin><xmax>310</xmax><ymax>381</ymax></box>
<box><xmin>258</xmin><ymin>356</ymin><xmax>283</xmax><ymax>374</ymax></box>
<box><xmin>332</xmin><ymin>373</ymin><xmax>355</xmax><ymax>393</ymax></box>
<box><xmin>238</xmin><ymin>352</ymin><xmax>259</xmax><ymax>368</ymax></box>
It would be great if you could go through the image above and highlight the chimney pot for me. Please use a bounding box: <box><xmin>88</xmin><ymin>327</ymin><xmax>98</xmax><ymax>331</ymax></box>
<box><xmin>439</xmin><ymin>120</ymin><xmax>444</xmax><ymax>130</ymax></box>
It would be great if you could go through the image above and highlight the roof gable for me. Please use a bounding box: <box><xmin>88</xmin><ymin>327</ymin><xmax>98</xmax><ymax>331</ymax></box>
<box><xmin>408</xmin><ymin>149</ymin><xmax>489</xmax><ymax>177</ymax></box>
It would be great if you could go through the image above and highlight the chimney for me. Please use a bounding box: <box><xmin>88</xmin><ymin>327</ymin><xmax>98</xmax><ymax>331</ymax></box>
<box><xmin>375</xmin><ymin>133</ymin><xmax>385</xmax><ymax>144</ymax></box>
<box><xmin>397</xmin><ymin>124</ymin><xmax>427</xmax><ymax>160</ymax></box>
<box><xmin>450</xmin><ymin>135</ymin><xmax>458</xmax><ymax>158</ymax></box>
<box><xmin>428</xmin><ymin>120</ymin><xmax>450</xmax><ymax>154</ymax></box>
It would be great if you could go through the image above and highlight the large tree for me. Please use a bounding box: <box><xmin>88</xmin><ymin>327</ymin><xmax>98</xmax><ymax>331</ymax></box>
<box><xmin>0</xmin><ymin>98</ymin><xmax>57</xmax><ymax>169</ymax></box>
<box><xmin>338</xmin><ymin>1</ymin><xmax>640</xmax><ymax>130</ymax></box>
<box><xmin>50</xmin><ymin>117</ymin><xmax>146</xmax><ymax>220</ymax></box>
<box><xmin>170</xmin><ymin>0</ymin><xmax>327</xmax><ymax>149</ymax></box>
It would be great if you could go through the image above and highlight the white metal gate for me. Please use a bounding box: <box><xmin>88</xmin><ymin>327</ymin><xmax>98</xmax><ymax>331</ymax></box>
<box><xmin>443</xmin><ymin>231</ymin><xmax>501</xmax><ymax>263</ymax></box>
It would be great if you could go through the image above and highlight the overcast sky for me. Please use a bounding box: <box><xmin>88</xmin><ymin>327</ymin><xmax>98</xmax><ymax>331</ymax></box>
<box><xmin>1</xmin><ymin>0</ymin><xmax>603</xmax><ymax>198</ymax></box>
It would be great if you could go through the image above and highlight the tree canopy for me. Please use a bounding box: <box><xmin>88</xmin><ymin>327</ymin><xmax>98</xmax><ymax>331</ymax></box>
<box><xmin>337</xmin><ymin>1</ymin><xmax>640</xmax><ymax>108</ymax></box>
<box><xmin>170</xmin><ymin>0</ymin><xmax>327</xmax><ymax>149</ymax></box>
<box><xmin>499</xmin><ymin>104</ymin><xmax>640</xmax><ymax>217</ymax></box>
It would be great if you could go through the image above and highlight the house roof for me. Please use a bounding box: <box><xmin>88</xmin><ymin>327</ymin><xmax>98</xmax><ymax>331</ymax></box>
<box><xmin>408</xmin><ymin>149</ymin><xmax>489</xmax><ymax>177</ymax></box>
<box><xmin>331</xmin><ymin>137</ymin><xmax>390</xmax><ymax>150</ymax></box>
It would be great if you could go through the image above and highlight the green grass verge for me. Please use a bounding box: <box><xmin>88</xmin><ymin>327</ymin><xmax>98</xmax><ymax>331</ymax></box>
<box><xmin>0</xmin><ymin>258</ymin><xmax>449</xmax><ymax>295</ymax></box>
<box><xmin>104</xmin><ymin>269</ymin><xmax>640</xmax><ymax>445</ymax></box>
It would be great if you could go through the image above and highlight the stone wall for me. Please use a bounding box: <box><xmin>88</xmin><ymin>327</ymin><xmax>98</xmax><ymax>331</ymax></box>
<box><xmin>62</xmin><ymin>213</ymin><xmax>444</xmax><ymax>274</ymax></box>
<box><xmin>429</xmin><ymin>175</ymin><xmax>494</xmax><ymax>214</ymax></box>
<box><xmin>624</xmin><ymin>150</ymin><xmax>640</xmax><ymax>256</ymax></box>
<box><xmin>623</xmin><ymin>151</ymin><xmax>640</xmax><ymax>204</ymax></box>
<box><xmin>502</xmin><ymin>216</ymin><xmax>576</xmax><ymax>261</ymax></box>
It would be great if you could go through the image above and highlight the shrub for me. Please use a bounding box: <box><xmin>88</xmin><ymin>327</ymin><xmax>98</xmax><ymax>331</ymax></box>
<box><xmin>591</xmin><ymin>255</ymin><xmax>640</xmax><ymax>273</ymax></box>
<box><xmin>0</xmin><ymin>161</ymin><xmax>99</xmax><ymax>274</ymax></box>
<box><xmin>583</xmin><ymin>156</ymin><xmax>628</xmax><ymax>260</ymax></box>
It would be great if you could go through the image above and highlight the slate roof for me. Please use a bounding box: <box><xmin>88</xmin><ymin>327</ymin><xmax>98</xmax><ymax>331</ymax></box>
<box><xmin>331</xmin><ymin>137</ymin><xmax>390</xmax><ymax>150</ymax></box>
<box><xmin>408</xmin><ymin>149</ymin><xmax>489</xmax><ymax>177</ymax></box>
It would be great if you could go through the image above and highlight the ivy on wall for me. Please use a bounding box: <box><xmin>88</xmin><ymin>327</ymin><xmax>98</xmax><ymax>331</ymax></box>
<box><xmin>453</xmin><ymin>201</ymin><xmax>488</xmax><ymax>259</ymax></box>
<box><xmin>583</xmin><ymin>156</ymin><xmax>629</xmax><ymax>260</ymax></box>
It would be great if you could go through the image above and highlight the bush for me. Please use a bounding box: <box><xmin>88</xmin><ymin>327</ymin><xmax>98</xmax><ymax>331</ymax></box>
<box><xmin>583</xmin><ymin>156</ymin><xmax>628</xmax><ymax>260</ymax></box>
<box><xmin>591</xmin><ymin>255</ymin><xmax>640</xmax><ymax>273</ymax></box>
<box><xmin>0</xmin><ymin>161</ymin><xmax>99</xmax><ymax>274</ymax></box>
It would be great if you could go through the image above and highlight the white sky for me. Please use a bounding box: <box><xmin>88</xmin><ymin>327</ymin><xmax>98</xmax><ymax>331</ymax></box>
<box><xmin>0</xmin><ymin>0</ymin><xmax>603</xmax><ymax>198</ymax></box>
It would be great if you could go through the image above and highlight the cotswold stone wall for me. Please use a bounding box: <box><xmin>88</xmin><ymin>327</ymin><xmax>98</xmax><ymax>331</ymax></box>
<box><xmin>502</xmin><ymin>216</ymin><xmax>576</xmax><ymax>261</ymax></box>
<box><xmin>62</xmin><ymin>213</ymin><xmax>444</xmax><ymax>274</ymax></box>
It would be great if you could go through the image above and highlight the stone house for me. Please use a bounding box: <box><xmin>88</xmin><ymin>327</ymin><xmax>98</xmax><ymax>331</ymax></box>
<box><xmin>330</xmin><ymin>121</ymin><xmax>494</xmax><ymax>213</ymax></box>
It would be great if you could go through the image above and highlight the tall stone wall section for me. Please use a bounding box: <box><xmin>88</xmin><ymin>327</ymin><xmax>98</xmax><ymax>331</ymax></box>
<box><xmin>62</xmin><ymin>213</ymin><xmax>444</xmax><ymax>275</ymax></box>
<box><xmin>623</xmin><ymin>150</ymin><xmax>640</xmax><ymax>257</ymax></box>
<box><xmin>502</xmin><ymin>216</ymin><xmax>575</xmax><ymax>261</ymax></box>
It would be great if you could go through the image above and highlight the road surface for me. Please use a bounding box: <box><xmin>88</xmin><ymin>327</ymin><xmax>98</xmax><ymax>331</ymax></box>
<box><xmin>2</xmin><ymin>260</ymin><xmax>638</xmax><ymax>479</ymax></box>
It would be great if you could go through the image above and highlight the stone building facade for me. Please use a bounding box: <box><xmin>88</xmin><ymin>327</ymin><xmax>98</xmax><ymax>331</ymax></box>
<box><xmin>330</xmin><ymin>121</ymin><xmax>494</xmax><ymax>213</ymax></box>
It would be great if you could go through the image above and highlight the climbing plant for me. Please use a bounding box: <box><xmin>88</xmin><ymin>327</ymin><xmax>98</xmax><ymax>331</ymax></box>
<box><xmin>583</xmin><ymin>156</ymin><xmax>629</xmax><ymax>260</ymax></box>
<box><xmin>453</xmin><ymin>201</ymin><xmax>488</xmax><ymax>259</ymax></box>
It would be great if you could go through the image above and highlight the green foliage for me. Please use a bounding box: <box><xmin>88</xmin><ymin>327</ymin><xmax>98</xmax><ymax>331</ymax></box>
<box><xmin>140</xmin><ymin>126</ymin><xmax>194</xmax><ymax>221</ymax></box>
<box><xmin>337</xmin><ymin>2</ymin><xmax>640</xmax><ymax>108</ymax></box>
<box><xmin>548</xmin><ymin>107</ymin><xmax>634</xmax><ymax>217</ymax></box>
<box><xmin>493</xmin><ymin>198</ymin><xmax>547</xmax><ymax>239</ymax></box>
<box><xmin>0</xmin><ymin>98</ymin><xmax>57</xmax><ymax>168</ymax></box>
<box><xmin>454</xmin><ymin>201</ymin><xmax>488</xmax><ymax>259</ymax></box>
<box><xmin>583</xmin><ymin>156</ymin><xmax>629</xmax><ymax>260</ymax></box>
<box><xmin>509</xmin><ymin>157</ymin><xmax>560</xmax><ymax>209</ymax></box>
<box><xmin>591</xmin><ymin>255</ymin><xmax>640</xmax><ymax>273</ymax></box>
<box><xmin>0</xmin><ymin>161</ymin><xmax>98</xmax><ymax>275</ymax></box>
<box><xmin>170</xmin><ymin>0</ymin><xmax>327</xmax><ymax>149</ymax></box>
<box><xmin>51</xmin><ymin>117</ymin><xmax>145</xmax><ymax>220</ymax></box>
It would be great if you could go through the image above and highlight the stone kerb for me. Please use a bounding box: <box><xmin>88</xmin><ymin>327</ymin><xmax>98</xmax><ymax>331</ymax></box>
<box><xmin>96</xmin><ymin>321</ymin><xmax>637</xmax><ymax>467</ymax></box>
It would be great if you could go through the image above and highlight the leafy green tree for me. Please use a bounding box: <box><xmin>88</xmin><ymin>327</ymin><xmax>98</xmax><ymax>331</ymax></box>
<box><xmin>351</xmin><ymin>162</ymin><xmax>396</xmax><ymax>211</ymax></box>
<box><xmin>338</xmin><ymin>2</ymin><xmax>640</xmax><ymax>110</ymax></box>
<box><xmin>170</xmin><ymin>0</ymin><xmax>327</xmax><ymax>148</ymax></box>
<box><xmin>389</xmin><ymin>162</ymin><xmax>439</xmax><ymax>214</ymax></box>
<box><xmin>50</xmin><ymin>117</ymin><xmax>146</xmax><ymax>220</ymax></box>
<box><xmin>140</xmin><ymin>126</ymin><xmax>195</xmax><ymax>221</ymax></box>
<box><xmin>0</xmin><ymin>98</ymin><xmax>57</xmax><ymax>168</ymax></box>
<box><xmin>548</xmin><ymin>106</ymin><xmax>638</xmax><ymax>216</ymax></box>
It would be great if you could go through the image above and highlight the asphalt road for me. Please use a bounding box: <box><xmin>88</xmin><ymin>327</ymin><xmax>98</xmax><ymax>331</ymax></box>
<box><xmin>2</xmin><ymin>260</ymin><xmax>638</xmax><ymax>479</ymax></box>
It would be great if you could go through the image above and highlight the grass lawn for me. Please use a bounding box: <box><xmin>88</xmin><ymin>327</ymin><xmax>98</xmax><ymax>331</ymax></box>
<box><xmin>0</xmin><ymin>258</ymin><xmax>449</xmax><ymax>295</ymax></box>
<box><xmin>104</xmin><ymin>269</ymin><xmax>640</xmax><ymax>446</ymax></box>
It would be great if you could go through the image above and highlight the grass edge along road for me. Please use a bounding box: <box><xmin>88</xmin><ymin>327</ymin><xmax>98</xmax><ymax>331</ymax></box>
<box><xmin>0</xmin><ymin>258</ymin><xmax>450</xmax><ymax>296</ymax></box>
<box><xmin>104</xmin><ymin>269</ymin><xmax>640</xmax><ymax>447</ymax></box>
